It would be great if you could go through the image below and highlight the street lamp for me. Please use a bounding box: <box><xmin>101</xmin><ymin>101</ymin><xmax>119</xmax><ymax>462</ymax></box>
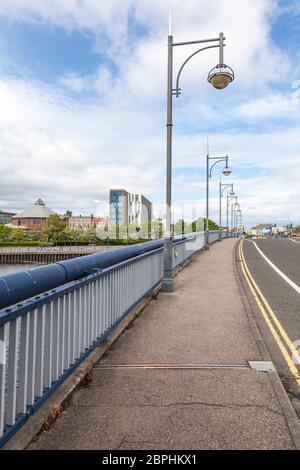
<box><xmin>219</xmin><ymin>182</ymin><xmax>234</xmax><ymax>240</ymax></box>
<box><xmin>205</xmin><ymin>152</ymin><xmax>232</xmax><ymax>248</ymax></box>
<box><xmin>162</xmin><ymin>19</ymin><xmax>234</xmax><ymax>293</ymax></box>
<box><xmin>233</xmin><ymin>203</ymin><xmax>241</xmax><ymax>237</ymax></box>
<box><xmin>227</xmin><ymin>190</ymin><xmax>236</xmax><ymax>237</ymax></box>
<box><xmin>230</xmin><ymin>196</ymin><xmax>238</xmax><ymax>234</ymax></box>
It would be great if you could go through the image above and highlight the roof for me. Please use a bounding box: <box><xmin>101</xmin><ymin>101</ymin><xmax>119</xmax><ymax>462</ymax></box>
<box><xmin>12</xmin><ymin>199</ymin><xmax>55</xmax><ymax>219</ymax></box>
<box><xmin>0</xmin><ymin>210</ymin><xmax>16</xmax><ymax>216</ymax></box>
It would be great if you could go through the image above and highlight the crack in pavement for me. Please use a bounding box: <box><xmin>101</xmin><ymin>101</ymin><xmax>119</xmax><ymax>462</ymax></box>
<box><xmin>114</xmin><ymin>437</ymin><xmax>163</xmax><ymax>450</ymax></box>
<box><xmin>70</xmin><ymin>401</ymin><xmax>283</xmax><ymax>417</ymax></box>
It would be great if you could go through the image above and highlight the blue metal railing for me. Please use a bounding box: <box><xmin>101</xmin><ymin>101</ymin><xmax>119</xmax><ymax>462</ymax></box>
<box><xmin>0</xmin><ymin>231</ymin><xmax>226</xmax><ymax>446</ymax></box>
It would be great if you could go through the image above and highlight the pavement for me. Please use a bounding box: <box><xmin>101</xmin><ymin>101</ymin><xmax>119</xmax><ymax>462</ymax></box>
<box><xmin>28</xmin><ymin>238</ymin><xmax>299</xmax><ymax>450</ymax></box>
<box><xmin>241</xmin><ymin>238</ymin><xmax>300</xmax><ymax>419</ymax></box>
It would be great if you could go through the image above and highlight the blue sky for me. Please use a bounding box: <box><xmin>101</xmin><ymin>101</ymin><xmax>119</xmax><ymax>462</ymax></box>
<box><xmin>0</xmin><ymin>0</ymin><xmax>299</xmax><ymax>228</ymax></box>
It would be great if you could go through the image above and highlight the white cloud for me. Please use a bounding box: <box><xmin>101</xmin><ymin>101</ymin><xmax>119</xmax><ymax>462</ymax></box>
<box><xmin>0</xmin><ymin>0</ymin><xmax>132</xmax><ymax>50</ymax></box>
<box><xmin>0</xmin><ymin>0</ymin><xmax>299</xmax><ymax>228</ymax></box>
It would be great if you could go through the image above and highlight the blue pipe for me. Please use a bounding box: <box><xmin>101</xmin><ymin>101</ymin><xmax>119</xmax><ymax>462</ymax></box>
<box><xmin>0</xmin><ymin>240</ymin><xmax>164</xmax><ymax>310</ymax></box>
<box><xmin>0</xmin><ymin>236</ymin><xmax>195</xmax><ymax>310</ymax></box>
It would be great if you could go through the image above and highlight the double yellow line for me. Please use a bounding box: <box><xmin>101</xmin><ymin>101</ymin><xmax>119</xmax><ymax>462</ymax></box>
<box><xmin>239</xmin><ymin>240</ymin><xmax>300</xmax><ymax>386</ymax></box>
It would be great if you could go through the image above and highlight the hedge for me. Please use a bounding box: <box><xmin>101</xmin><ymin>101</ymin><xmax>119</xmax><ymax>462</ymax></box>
<box><xmin>0</xmin><ymin>241</ymin><xmax>51</xmax><ymax>247</ymax></box>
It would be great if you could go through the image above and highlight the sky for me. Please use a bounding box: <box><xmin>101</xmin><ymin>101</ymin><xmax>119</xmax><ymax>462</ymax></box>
<box><xmin>0</xmin><ymin>0</ymin><xmax>299</xmax><ymax>228</ymax></box>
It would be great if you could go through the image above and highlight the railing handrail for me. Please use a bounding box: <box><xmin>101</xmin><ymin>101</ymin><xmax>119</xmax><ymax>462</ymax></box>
<box><xmin>0</xmin><ymin>233</ymin><xmax>218</xmax><ymax>309</ymax></box>
<box><xmin>0</xmin><ymin>230</ymin><xmax>227</xmax><ymax>447</ymax></box>
<box><xmin>0</xmin><ymin>246</ymin><xmax>164</xmax><ymax>325</ymax></box>
<box><xmin>0</xmin><ymin>239</ymin><xmax>164</xmax><ymax>310</ymax></box>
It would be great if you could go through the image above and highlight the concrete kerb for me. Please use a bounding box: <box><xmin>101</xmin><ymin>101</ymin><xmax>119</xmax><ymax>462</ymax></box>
<box><xmin>233</xmin><ymin>240</ymin><xmax>300</xmax><ymax>450</ymax></box>
<box><xmin>2</xmin><ymin>241</ymin><xmax>209</xmax><ymax>450</ymax></box>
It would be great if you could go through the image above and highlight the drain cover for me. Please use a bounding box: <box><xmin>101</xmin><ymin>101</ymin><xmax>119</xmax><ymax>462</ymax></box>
<box><xmin>248</xmin><ymin>361</ymin><xmax>275</xmax><ymax>372</ymax></box>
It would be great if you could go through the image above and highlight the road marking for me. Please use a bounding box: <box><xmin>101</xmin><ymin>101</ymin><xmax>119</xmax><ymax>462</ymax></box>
<box><xmin>239</xmin><ymin>241</ymin><xmax>300</xmax><ymax>386</ymax></box>
<box><xmin>241</xmin><ymin>241</ymin><xmax>300</xmax><ymax>364</ymax></box>
<box><xmin>252</xmin><ymin>241</ymin><xmax>300</xmax><ymax>295</ymax></box>
<box><xmin>289</xmin><ymin>239</ymin><xmax>300</xmax><ymax>244</ymax></box>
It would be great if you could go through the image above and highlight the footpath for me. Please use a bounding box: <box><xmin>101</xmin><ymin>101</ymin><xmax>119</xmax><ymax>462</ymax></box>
<box><xmin>28</xmin><ymin>239</ymin><xmax>299</xmax><ymax>450</ymax></box>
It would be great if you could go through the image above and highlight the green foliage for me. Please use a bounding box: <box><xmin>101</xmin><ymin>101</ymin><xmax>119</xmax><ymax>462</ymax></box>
<box><xmin>0</xmin><ymin>224</ymin><xmax>12</xmax><ymax>241</ymax></box>
<box><xmin>0</xmin><ymin>241</ymin><xmax>45</xmax><ymax>246</ymax></box>
<box><xmin>42</xmin><ymin>214</ymin><xmax>67</xmax><ymax>242</ymax></box>
<box><xmin>207</xmin><ymin>219</ymin><xmax>219</xmax><ymax>231</ymax></box>
<box><xmin>191</xmin><ymin>217</ymin><xmax>219</xmax><ymax>232</ymax></box>
<box><xmin>0</xmin><ymin>216</ymin><xmax>221</xmax><ymax>246</ymax></box>
<box><xmin>10</xmin><ymin>228</ymin><xmax>26</xmax><ymax>242</ymax></box>
<box><xmin>174</xmin><ymin>219</ymin><xmax>193</xmax><ymax>236</ymax></box>
<box><xmin>151</xmin><ymin>219</ymin><xmax>163</xmax><ymax>239</ymax></box>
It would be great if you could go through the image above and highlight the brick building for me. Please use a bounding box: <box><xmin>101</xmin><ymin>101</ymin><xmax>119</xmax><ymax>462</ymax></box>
<box><xmin>68</xmin><ymin>216</ymin><xmax>111</xmax><ymax>230</ymax></box>
<box><xmin>11</xmin><ymin>199</ymin><xmax>55</xmax><ymax>230</ymax></box>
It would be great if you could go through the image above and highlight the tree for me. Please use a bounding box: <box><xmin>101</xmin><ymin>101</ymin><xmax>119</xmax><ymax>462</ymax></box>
<box><xmin>11</xmin><ymin>228</ymin><xmax>27</xmax><ymax>242</ymax></box>
<box><xmin>139</xmin><ymin>221</ymin><xmax>151</xmax><ymax>240</ymax></box>
<box><xmin>191</xmin><ymin>217</ymin><xmax>219</xmax><ymax>232</ymax></box>
<box><xmin>64</xmin><ymin>210</ymin><xmax>72</xmax><ymax>217</ymax></box>
<box><xmin>207</xmin><ymin>219</ymin><xmax>219</xmax><ymax>231</ymax></box>
<box><xmin>42</xmin><ymin>214</ymin><xmax>67</xmax><ymax>242</ymax></box>
<box><xmin>151</xmin><ymin>219</ymin><xmax>164</xmax><ymax>240</ymax></box>
<box><xmin>0</xmin><ymin>224</ymin><xmax>12</xmax><ymax>242</ymax></box>
<box><xmin>85</xmin><ymin>228</ymin><xmax>98</xmax><ymax>244</ymax></box>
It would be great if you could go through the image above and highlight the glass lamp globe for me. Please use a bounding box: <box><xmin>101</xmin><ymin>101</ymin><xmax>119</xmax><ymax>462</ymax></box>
<box><xmin>208</xmin><ymin>64</ymin><xmax>234</xmax><ymax>90</ymax></box>
<box><xmin>223</xmin><ymin>166</ymin><xmax>232</xmax><ymax>177</ymax></box>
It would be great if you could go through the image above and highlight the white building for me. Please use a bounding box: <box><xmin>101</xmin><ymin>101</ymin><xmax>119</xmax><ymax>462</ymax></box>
<box><xmin>109</xmin><ymin>189</ymin><xmax>152</xmax><ymax>226</ymax></box>
<box><xmin>128</xmin><ymin>194</ymin><xmax>152</xmax><ymax>226</ymax></box>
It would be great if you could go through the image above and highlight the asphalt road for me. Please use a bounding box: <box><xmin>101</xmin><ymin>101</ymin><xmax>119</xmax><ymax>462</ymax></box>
<box><xmin>242</xmin><ymin>238</ymin><xmax>300</xmax><ymax>415</ymax></box>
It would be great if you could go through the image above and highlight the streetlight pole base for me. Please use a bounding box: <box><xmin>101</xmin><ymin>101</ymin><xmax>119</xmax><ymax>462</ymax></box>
<box><xmin>162</xmin><ymin>278</ymin><xmax>174</xmax><ymax>293</ymax></box>
<box><xmin>205</xmin><ymin>231</ymin><xmax>210</xmax><ymax>249</ymax></box>
<box><xmin>163</xmin><ymin>237</ymin><xmax>174</xmax><ymax>293</ymax></box>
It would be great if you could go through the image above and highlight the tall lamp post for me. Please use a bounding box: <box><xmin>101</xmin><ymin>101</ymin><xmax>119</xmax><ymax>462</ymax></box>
<box><xmin>227</xmin><ymin>191</ymin><xmax>237</xmax><ymax>237</ymax></box>
<box><xmin>234</xmin><ymin>203</ymin><xmax>241</xmax><ymax>237</ymax></box>
<box><xmin>205</xmin><ymin>153</ymin><xmax>232</xmax><ymax>248</ymax></box>
<box><xmin>219</xmin><ymin>182</ymin><xmax>235</xmax><ymax>240</ymax></box>
<box><xmin>162</xmin><ymin>18</ymin><xmax>234</xmax><ymax>293</ymax></box>
<box><xmin>230</xmin><ymin>196</ymin><xmax>238</xmax><ymax>233</ymax></box>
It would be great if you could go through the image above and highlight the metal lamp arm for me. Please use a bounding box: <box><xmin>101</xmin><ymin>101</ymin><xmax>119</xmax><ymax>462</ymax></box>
<box><xmin>174</xmin><ymin>44</ymin><xmax>219</xmax><ymax>97</ymax></box>
<box><xmin>228</xmin><ymin>195</ymin><xmax>236</xmax><ymax>205</ymax></box>
<box><xmin>209</xmin><ymin>158</ymin><xmax>226</xmax><ymax>178</ymax></box>
<box><xmin>221</xmin><ymin>184</ymin><xmax>233</xmax><ymax>196</ymax></box>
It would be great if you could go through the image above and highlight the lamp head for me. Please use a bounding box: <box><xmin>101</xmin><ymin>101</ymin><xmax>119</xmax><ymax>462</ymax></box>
<box><xmin>208</xmin><ymin>64</ymin><xmax>234</xmax><ymax>90</ymax></box>
<box><xmin>223</xmin><ymin>166</ymin><xmax>232</xmax><ymax>177</ymax></box>
<box><xmin>229</xmin><ymin>189</ymin><xmax>235</xmax><ymax>196</ymax></box>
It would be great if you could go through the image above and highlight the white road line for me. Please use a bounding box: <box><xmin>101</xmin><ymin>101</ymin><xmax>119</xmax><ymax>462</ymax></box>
<box><xmin>252</xmin><ymin>241</ymin><xmax>300</xmax><ymax>295</ymax></box>
<box><xmin>289</xmin><ymin>238</ymin><xmax>300</xmax><ymax>244</ymax></box>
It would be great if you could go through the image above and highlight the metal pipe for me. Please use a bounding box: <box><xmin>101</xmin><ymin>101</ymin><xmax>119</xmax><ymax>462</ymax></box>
<box><xmin>226</xmin><ymin>193</ymin><xmax>229</xmax><ymax>235</ymax></box>
<box><xmin>219</xmin><ymin>179</ymin><xmax>222</xmax><ymax>241</ymax></box>
<box><xmin>173</xmin><ymin>37</ymin><xmax>222</xmax><ymax>47</ymax></box>
<box><xmin>205</xmin><ymin>151</ymin><xmax>209</xmax><ymax>248</ymax></box>
<box><xmin>219</xmin><ymin>32</ymin><xmax>224</xmax><ymax>64</ymax></box>
<box><xmin>175</xmin><ymin>44</ymin><xmax>219</xmax><ymax>96</ymax></box>
<box><xmin>162</xmin><ymin>35</ymin><xmax>174</xmax><ymax>293</ymax></box>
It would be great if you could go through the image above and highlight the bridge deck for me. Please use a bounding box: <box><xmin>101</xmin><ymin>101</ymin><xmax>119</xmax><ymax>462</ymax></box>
<box><xmin>28</xmin><ymin>239</ymin><xmax>296</xmax><ymax>449</ymax></box>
